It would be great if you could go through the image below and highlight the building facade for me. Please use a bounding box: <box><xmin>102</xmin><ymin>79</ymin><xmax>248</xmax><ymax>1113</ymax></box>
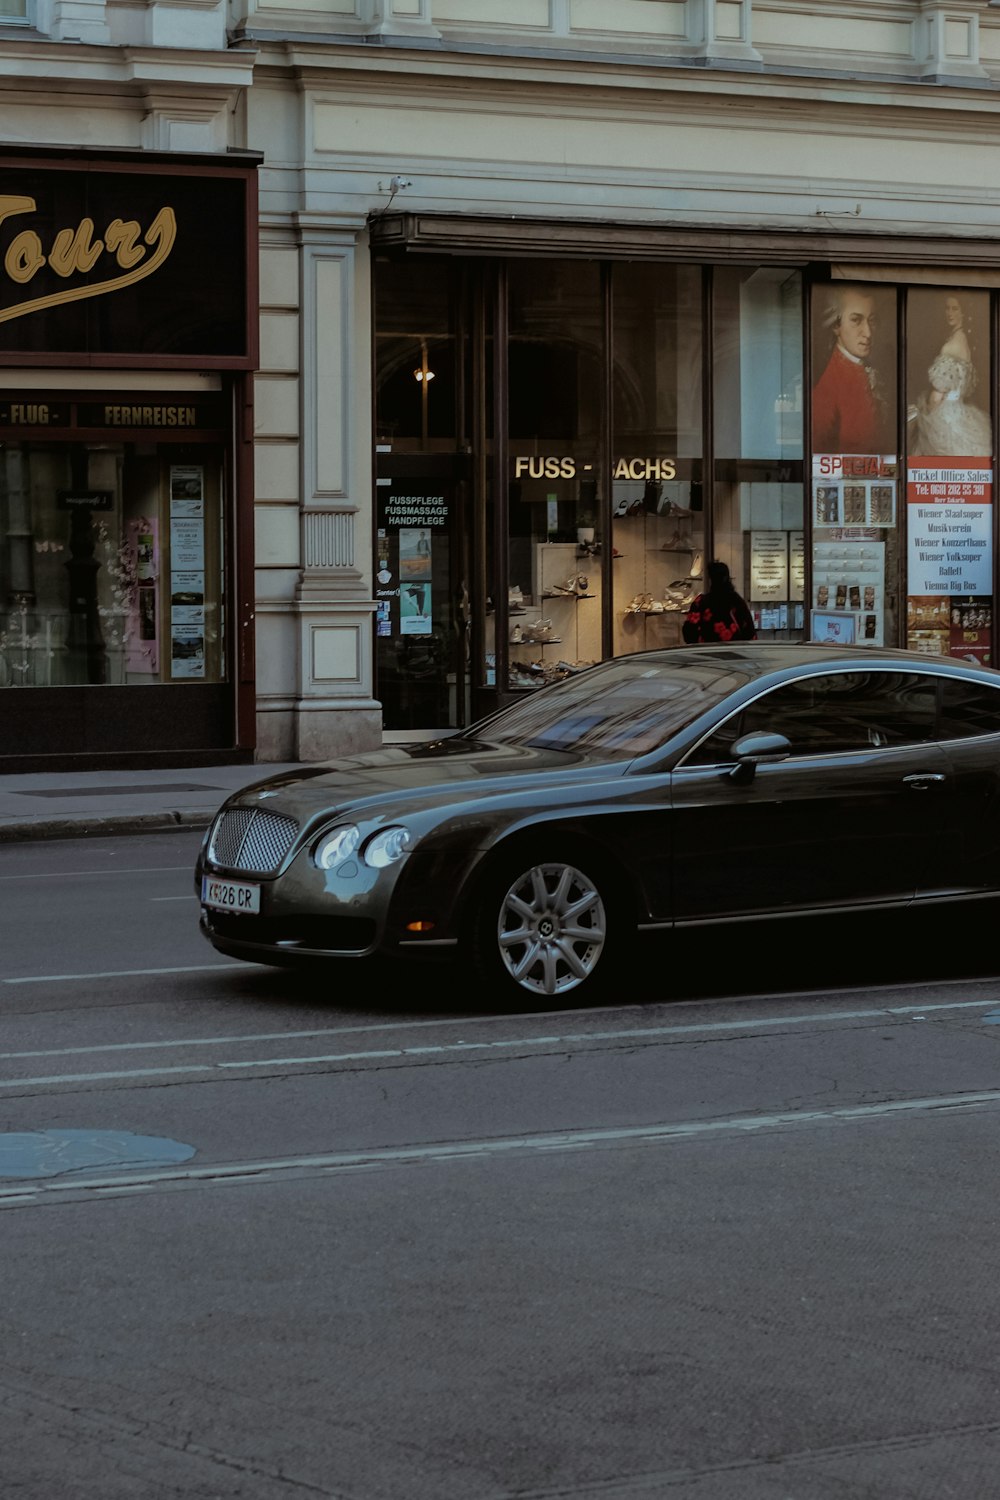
<box><xmin>4</xmin><ymin>0</ymin><xmax>1000</xmax><ymax>764</ymax></box>
<box><xmin>0</xmin><ymin>0</ymin><xmax>259</xmax><ymax>767</ymax></box>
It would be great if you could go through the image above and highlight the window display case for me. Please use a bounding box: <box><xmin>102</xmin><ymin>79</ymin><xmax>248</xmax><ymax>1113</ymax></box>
<box><xmin>612</xmin><ymin>483</ymin><xmax>704</xmax><ymax>655</ymax></box>
<box><xmin>508</xmin><ymin>541</ymin><xmax>602</xmax><ymax>688</ymax></box>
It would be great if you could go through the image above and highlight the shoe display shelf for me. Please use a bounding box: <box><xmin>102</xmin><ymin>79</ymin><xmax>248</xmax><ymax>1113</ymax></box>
<box><xmin>505</xmin><ymin>542</ymin><xmax>602</xmax><ymax>689</ymax></box>
<box><xmin>612</xmin><ymin>498</ymin><xmax>704</xmax><ymax>656</ymax></box>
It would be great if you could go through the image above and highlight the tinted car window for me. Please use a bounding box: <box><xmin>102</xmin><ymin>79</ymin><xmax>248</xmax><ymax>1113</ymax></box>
<box><xmin>686</xmin><ymin>670</ymin><xmax>939</xmax><ymax>764</ymax></box>
<box><xmin>466</xmin><ymin>657</ymin><xmax>751</xmax><ymax>760</ymax></box>
<box><xmin>938</xmin><ymin>678</ymin><xmax>1000</xmax><ymax>740</ymax></box>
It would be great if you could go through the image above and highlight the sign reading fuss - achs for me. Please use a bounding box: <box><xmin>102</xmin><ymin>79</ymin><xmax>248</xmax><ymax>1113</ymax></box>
<box><xmin>513</xmin><ymin>456</ymin><xmax>679</xmax><ymax>481</ymax></box>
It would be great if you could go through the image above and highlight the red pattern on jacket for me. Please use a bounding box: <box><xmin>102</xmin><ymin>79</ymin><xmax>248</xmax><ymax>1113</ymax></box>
<box><xmin>682</xmin><ymin>594</ymin><xmax>756</xmax><ymax>644</ymax></box>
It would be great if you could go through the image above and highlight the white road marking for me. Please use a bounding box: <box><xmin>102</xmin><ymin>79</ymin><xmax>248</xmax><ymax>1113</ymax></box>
<box><xmin>3</xmin><ymin>1088</ymin><xmax>999</xmax><ymax>1206</ymax></box>
<box><xmin>0</xmin><ymin>998</ymin><xmax>995</xmax><ymax>1090</ymax></box>
<box><xmin>0</xmin><ymin>867</ymin><xmax>194</xmax><ymax>881</ymax></box>
<box><xmin>3</xmin><ymin>964</ymin><xmax>247</xmax><ymax>985</ymax></box>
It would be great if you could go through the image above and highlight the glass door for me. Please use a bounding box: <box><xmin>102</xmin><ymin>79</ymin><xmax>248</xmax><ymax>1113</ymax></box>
<box><xmin>374</xmin><ymin>457</ymin><xmax>471</xmax><ymax>731</ymax></box>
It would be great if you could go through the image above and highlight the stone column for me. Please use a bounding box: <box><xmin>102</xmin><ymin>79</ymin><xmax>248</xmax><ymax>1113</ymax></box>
<box><xmin>690</xmin><ymin>0</ymin><xmax>761</xmax><ymax>66</ymax></box>
<box><xmin>46</xmin><ymin>0</ymin><xmax>110</xmax><ymax>44</ymax></box>
<box><xmin>362</xmin><ymin>0</ymin><xmax>441</xmax><ymax>41</ymax></box>
<box><xmin>292</xmin><ymin>231</ymin><xmax>381</xmax><ymax>760</ymax></box>
<box><xmin>916</xmin><ymin>1</ymin><xmax>988</xmax><ymax>82</ymax></box>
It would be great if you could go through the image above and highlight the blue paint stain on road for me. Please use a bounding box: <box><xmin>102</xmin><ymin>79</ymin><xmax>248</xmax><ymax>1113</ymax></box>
<box><xmin>0</xmin><ymin>1130</ymin><xmax>195</xmax><ymax>1179</ymax></box>
<box><xmin>984</xmin><ymin>1012</ymin><xmax>1000</xmax><ymax>1025</ymax></box>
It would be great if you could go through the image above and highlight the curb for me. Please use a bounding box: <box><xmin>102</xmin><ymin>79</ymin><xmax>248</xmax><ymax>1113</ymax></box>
<box><xmin>0</xmin><ymin>810</ymin><xmax>214</xmax><ymax>843</ymax></box>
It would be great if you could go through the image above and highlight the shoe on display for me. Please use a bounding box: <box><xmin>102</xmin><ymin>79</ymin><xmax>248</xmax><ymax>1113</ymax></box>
<box><xmin>510</xmin><ymin>624</ymin><xmax>523</xmax><ymax>644</ymax></box>
<box><xmin>613</xmin><ymin>498</ymin><xmax>631</xmax><ymax>518</ymax></box>
<box><xmin>663</xmin><ymin>580</ymin><xmax>694</xmax><ymax>610</ymax></box>
<box><xmin>526</xmin><ymin>618</ymin><xmax>555</xmax><ymax>642</ymax></box>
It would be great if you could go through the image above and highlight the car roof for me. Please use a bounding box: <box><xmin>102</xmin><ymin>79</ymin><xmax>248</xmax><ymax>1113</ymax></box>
<box><xmin>636</xmin><ymin>643</ymin><xmax>1000</xmax><ymax>685</ymax></box>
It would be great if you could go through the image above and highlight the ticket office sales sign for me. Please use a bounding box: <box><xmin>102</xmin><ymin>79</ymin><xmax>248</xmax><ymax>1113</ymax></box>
<box><xmin>906</xmin><ymin>459</ymin><xmax>993</xmax><ymax>596</ymax></box>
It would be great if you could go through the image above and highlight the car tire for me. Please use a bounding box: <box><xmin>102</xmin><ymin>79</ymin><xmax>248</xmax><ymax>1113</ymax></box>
<box><xmin>468</xmin><ymin>844</ymin><xmax>621</xmax><ymax>1003</ymax></box>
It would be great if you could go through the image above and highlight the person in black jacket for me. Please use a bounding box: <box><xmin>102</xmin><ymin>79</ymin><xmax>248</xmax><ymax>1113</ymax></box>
<box><xmin>682</xmin><ymin>561</ymin><xmax>756</xmax><ymax>644</ymax></box>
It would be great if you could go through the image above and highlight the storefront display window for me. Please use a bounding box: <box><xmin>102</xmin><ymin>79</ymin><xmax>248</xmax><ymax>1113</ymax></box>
<box><xmin>0</xmin><ymin>440</ymin><xmax>225</xmax><ymax>688</ymax></box>
<box><xmin>374</xmin><ymin>259</ymin><xmax>463</xmax><ymax>452</ymax></box>
<box><xmin>612</xmin><ymin>263</ymin><xmax>704</xmax><ymax>655</ymax></box>
<box><xmin>716</xmin><ymin>266</ymin><xmax>804</xmax><ymax>638</ymax></box>
<box><xmin>904</xmin><ymin>287</ymin><xmax>993</xmax><ymax>664</ymax></box>
<box><xmin>809</xmin><ymin>281</ymin><xmax>899</xmax><ymax>647</ymax></box>
<box><xmin>505</xmin><ymin>260</ymin><xmax>604</xmax><ymax>691</ymax></box>
<box><xmin>373</xmin><ymin>249</ymin><xmax>1000</xmax><ymax>731</ymax></box>
<box><xmin>0</xmin><ymin>151</ymin><xmax>256</xmax><ymax>765</ymax></box>
<box><xmin>373</xmin><ymin>258</ymin><xmax>474</xmax><ymax>729</ymax></box>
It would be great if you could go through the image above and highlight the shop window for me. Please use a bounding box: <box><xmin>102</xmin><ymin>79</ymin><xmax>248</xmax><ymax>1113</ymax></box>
<box><xmin>374</xmin><ymin>258</ymin><xmax>463</xmax><ymax>451</ymax></box>
<box><xmin>716</xmin><ymin>266</ymin><xmax>804</xmax><ymax>641</ymax></box>
<box><xmin>808</xmin><ymin>281</ymin><xmax>899</xmax><ymax>648</ymax></box>
<box><xmin>611</xmin><ymin>263</ymin><xmax>703</xmax><ymax>657</ymax></box>
<box><xmin>505</xmin><ymin>259</ymin><xmax>604</xmax><ymax>692</ymax></box>
<box><xmin>373</xmin><ymin>259</ymin><xmax>477</xmax><ymax>730</ymax></box>
<box><xmin>0</xmin><ymin>443</ymin><xmax>225</xmax><ymax>688</ymax></box>
<box><xmin>904</xmin><ymin>286</ymin><xmax>993</xmax><ymax>665</ymax></box>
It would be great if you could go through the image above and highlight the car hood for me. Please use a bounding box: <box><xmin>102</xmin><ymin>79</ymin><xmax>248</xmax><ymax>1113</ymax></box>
<box><xmin>228</xmin><ymin>738</ymin><xmax>626</xmax><ymax>827</ymax></box>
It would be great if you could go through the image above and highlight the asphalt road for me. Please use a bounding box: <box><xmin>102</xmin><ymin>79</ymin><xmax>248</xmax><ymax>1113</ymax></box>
<box><xmin>2</xmin><ymin>830</ymin><xmax>1000</xmax><ymax>1499</ymax></box>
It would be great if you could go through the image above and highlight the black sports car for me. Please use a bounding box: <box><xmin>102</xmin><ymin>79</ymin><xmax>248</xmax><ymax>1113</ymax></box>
<box><xmin>197</xmin><ymin>644</ymin><xmax>1000</xmax><ymax>1001</ymax></box>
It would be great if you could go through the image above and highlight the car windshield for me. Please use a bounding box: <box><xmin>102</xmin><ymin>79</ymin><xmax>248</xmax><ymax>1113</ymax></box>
<box><xmin>465</xmin><ymin>657</ymin><xmax>752</xmax><ymax>760</ymax></box>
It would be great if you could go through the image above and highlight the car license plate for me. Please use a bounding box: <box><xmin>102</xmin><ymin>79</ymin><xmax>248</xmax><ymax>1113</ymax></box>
<box><xmin>201</xmin><ymin>875</ymin><xmax>261</xmax><ymax>914</ymax></box>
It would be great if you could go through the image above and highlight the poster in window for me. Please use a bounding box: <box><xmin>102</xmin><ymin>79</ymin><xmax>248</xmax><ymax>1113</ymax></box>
<box><xmin>812</xmin><ymin>456</ymin><xmax>896</xmax><ymax>529</ymax></box>
<box><xmin>171</xmin><ymin>624</ymin><xmax>205</xmax><ymax>678</ymax></box>
<box><xmin>170</xmin><ymin>465</ymin><xmax>205</xmax><ymax>510</ymax></box>
<box><xmin>906</xmin><ymin>288</ymin><xmax>991</xmax><ymax>461</ymax></box>
<box><xmin>749</xmin><ymin>532</ymin><xmax>787</xmax><ymax>602</ymax></box>
<box><xmin>400</xmin><ymin>580</ymin><xmax>432</xmax><ymax>636</ymax></box>
<box><xmin>399</xmin><ymin>528</ymin><xmax>432</xmax><ymax>580</ymax></box>
<box><xmin>810</xmin><ymin>283</ymin><xmax>896</xmax><ymax>457</ymax></box>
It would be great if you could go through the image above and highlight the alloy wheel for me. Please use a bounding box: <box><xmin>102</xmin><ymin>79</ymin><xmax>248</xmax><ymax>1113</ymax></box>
<box><xmin>496</xmin><ymin>860</ymin><xmax>608</xmax><ymax>997</ymax></box>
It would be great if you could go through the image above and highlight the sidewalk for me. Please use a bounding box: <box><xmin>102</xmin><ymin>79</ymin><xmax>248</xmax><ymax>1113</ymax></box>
<box><xmin>0</xmin><ymin>763</ymin><xmax>309</xmax><ymax>843</ymax></box>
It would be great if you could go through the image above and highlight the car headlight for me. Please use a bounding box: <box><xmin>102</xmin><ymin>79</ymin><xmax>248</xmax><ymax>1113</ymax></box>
<box><xmin>314</xmin><ymin>824</ymin><xmax>361</xmax><ymax>869</ymax></box>
<box><xmin>363</xmin><ymin>826</ymin><xmax>412</xmax><ymax>869</ymax></box>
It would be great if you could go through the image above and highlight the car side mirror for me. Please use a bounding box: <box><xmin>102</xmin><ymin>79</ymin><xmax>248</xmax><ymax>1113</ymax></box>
<box><xmin>727</xmin><ymin>731</ymin><xmax>792</xmax><ymax>784</ymax></box>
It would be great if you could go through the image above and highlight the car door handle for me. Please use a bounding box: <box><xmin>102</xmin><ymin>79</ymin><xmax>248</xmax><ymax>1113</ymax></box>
<box><xmin>902</xmin><ymin>773</ymin><xmax>946</xmax><ymax>789</ymax></box>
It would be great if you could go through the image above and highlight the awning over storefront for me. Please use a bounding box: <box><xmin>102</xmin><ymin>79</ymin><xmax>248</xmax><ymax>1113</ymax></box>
<box><xmin>371</xmin><ymin>212</ymin><xmax>1000</xmax><ymax>277</ymax></box>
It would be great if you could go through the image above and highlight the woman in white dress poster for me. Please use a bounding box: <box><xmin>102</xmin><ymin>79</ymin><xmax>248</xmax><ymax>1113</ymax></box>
<box><xmin>909</xmin><ymin>292</ymin><xmax>992</xmax><ymax>457</ymax></box>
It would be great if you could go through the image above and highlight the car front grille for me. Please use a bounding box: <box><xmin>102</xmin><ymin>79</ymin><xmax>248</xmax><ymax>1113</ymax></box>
<box><xmin>209</xmin><ymin>807</ymin><xmax>299</xmax><ymax>874</ymax></box>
